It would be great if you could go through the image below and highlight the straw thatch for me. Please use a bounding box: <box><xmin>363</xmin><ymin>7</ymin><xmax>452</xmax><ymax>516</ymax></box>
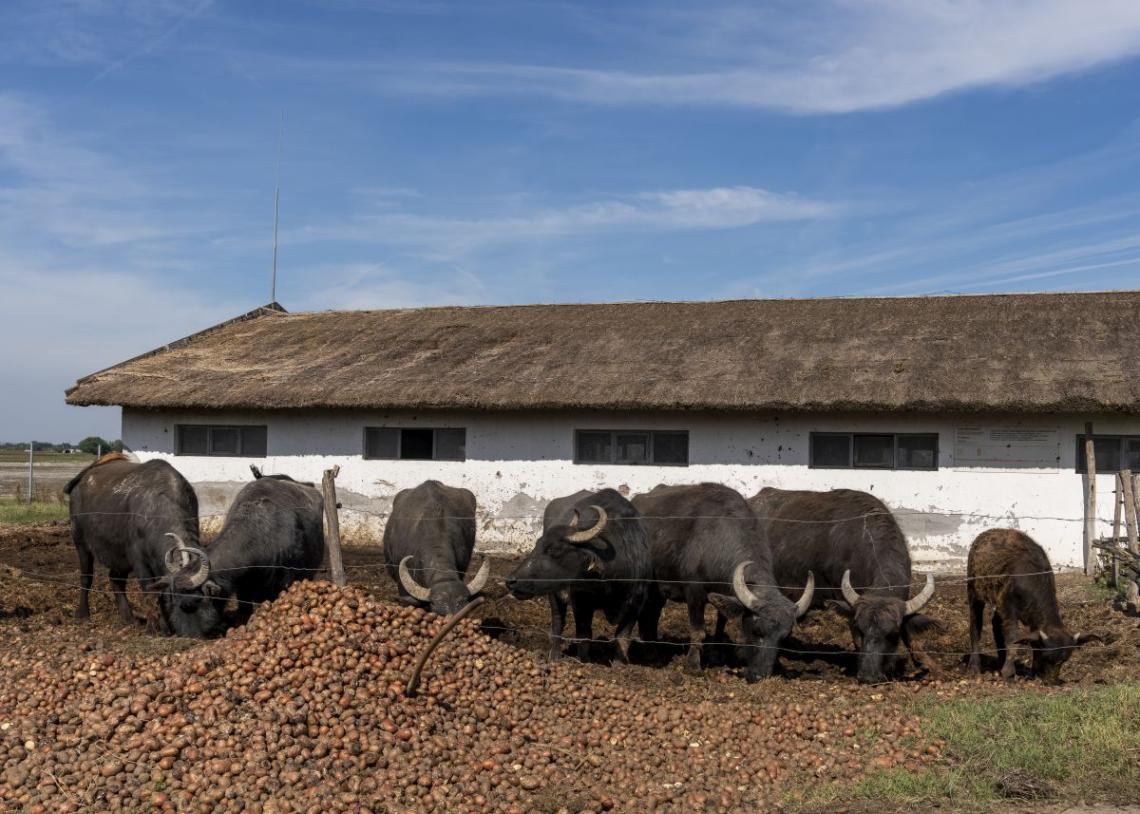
<box><xmin>65</xmin><ymin>292</ymin><xmax>1140</xmax><ymax>414</ymax></box>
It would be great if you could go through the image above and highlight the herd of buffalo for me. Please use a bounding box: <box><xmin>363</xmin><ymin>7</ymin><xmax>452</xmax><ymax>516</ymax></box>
<box><xmin>61</xmin><ymin>453</ymin><xmax>1100</xmax><ymax>684</ymax></box>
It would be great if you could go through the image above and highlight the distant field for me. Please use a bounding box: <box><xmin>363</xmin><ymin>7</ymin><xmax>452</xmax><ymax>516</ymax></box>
<box><xmin>0</xmin><ymin>453</ymin><xmax>93</xmax><ymax>500</ymax></box>
<box><xmin>0</xmin><ymin>451</ymin><xmax>95</xmax><ymax>463</ymax></box>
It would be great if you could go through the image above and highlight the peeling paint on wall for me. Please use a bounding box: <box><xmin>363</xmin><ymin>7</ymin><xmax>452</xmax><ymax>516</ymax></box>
<box><xmin>123</xmin><ymin>407</ymin><xmax>1140</xmax><ymax>569</ymax></box>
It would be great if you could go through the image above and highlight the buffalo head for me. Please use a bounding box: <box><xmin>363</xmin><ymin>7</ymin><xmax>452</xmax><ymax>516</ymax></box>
<box><xmin>708</xmin><ymin>561</ymin><xmax>814</xmax><ymax>683</ymax></box>
<box><xmin>505</xmin><ymin>505</ymin><xmax>609</xmax><ymax>599</ymax></box>
<box><xmin>398</xmin><ymin>554</ymin><xmax>490</xmax><ymax>616</ymax></box>
<box><xmin>1014</xmin><ymin>628</ymin><xmax>1102</xmax><ymax>684</ymax></box>
<box><xmin>159</xmin><ymin>533</ymin><xmax>226</xmax><ymax>638</ymax></box>
<box><xmin>828</xmin><ymin>570</ymin><xmax>936</xmax><ymax>684</ymax></box>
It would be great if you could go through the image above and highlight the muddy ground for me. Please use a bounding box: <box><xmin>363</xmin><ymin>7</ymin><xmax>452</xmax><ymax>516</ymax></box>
<box><xmin>4</xmin><ymin>522</ymin><xmax>1136</xmax><ymax>689</ymax></box>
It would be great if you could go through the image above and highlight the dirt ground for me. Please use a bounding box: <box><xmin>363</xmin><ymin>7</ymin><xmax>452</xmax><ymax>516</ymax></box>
<box><xmin>2</xmin><ymin>521</ymin><xmax>1138</xmax><ymax>690</ymax></box>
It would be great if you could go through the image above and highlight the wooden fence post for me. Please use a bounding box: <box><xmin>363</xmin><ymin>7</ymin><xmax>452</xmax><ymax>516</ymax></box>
<box><xmin>1083</xmin><ymin>423</ymin><xmax>1096</xmax><ymax>576</ymax></box>
<box><xmin>1130</xmin><ymin>473</ymin><xmax>1140</xmax><ymax>605</ymax></box>
<box><xmin>1121</xmin><ymin>470</ymin><xmax>1139</xmax><ymax>605</ymax></box>
<box><xmin>1112</xmin><ymin>472</ymin><xmax>1124</xmax><ymax>588</ymax></box>
<box><xmin>321</xmin><ymin>465</ymin><xmax>347</xmax><ymax>588</ymax></box>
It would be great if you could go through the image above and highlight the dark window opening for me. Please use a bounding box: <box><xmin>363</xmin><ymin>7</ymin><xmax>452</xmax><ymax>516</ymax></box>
<box><xmin>176</xmin><ymin>425</ymin><xmax>267</xmax><ymax>458</ymax></box>
<box><xmin>575</xmin><ymin>430</ymin><xmax>689</xmax><ymax>466</ymax></box>
<box><xmin>1076</xmin><ymin>435</ymin><xmax>1140</xmax><ymax>474</ymax></box>
<box><xmin>364</xmin><ymin>427</ymin><xmax>467</xmax><ymax>462</ymax></box>
<box><xmin>810</xmin><ymin>432</ymin><xmax>938</xmax><ymax>470</ymax></box>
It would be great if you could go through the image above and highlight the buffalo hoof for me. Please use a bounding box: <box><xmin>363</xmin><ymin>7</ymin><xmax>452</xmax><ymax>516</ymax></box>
<box><xmin>74</xmin><ymin>608</ymin><xmax>90</xmax><ymax>621</ymax></box>
<box><xmin>967</xmin><ymin>657</ymin><xmax>981</xmax><ymax>676</ymax></box>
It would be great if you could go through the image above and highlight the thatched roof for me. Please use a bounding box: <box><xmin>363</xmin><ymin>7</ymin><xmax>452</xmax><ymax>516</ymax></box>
<box><xmin>66</xmin><ymin>291</ymin><xmax>1140</xmax><ymax>414</ymax></box>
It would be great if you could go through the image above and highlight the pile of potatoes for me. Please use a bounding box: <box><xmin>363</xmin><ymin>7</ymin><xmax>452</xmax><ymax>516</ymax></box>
<box><xmin>0</xmin><ymin>581</ymin><xmax>942</xmax><ymax>813</ymax></box>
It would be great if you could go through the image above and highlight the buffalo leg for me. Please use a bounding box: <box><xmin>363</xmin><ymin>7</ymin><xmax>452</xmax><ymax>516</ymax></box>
<box><xmin>547</xmin><ymin>593</ymin><xmax>567</xmax><ymax>661</ymax></box>
<box><xmin>684</xmin><ymin>589</ymin><xmax>707</xmax><ymax>673</ymax></box>
<box><xmin>74</xmin><ymin>539</ymin><xmax>95</xmax><ymax>620</ymax></box>
<box><xmin>902</xmin><ymin>626</ymin><xmax>939</xmax><ymax>675</ymax></box>
<box><xmin>993</xmin><ymin>610</ymin><xmax>1018</xmax><ymax>680</ymax></box>
<box><xmin>637</xmin><ymin>588</ymin><xmax>665</xmax><ymax>644</ymax></box>
<box><xmin>108</xmin><ymin>571</ymin><xmax>134</xmax><ymax>623</ymax></box>
<box><xmin>967</xmin><ymin>599</ymin><xmax>986</xmax><ymax>674</ymax></box>
<box><xmin>570</xmin><ymin>593</ymin><xmax>595</xmax><ymax>662</ymax></box>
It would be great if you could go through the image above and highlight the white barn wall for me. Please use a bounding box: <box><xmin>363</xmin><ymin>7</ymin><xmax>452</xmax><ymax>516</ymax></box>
<box><xmin>122</xmin><ymin>407</ymin><xmax>1139</xmax><ymax>569</ymax></box>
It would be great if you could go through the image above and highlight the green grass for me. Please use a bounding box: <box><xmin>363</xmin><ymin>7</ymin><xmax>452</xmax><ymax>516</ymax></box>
<box><xmin>0</xmin><ymin>499</ymin><xmax>70</xmax><ymax>524</ymax></box>
<box><xmin>801</xmin><ymin>683</ymin><xmax>1140</xmax><ymax>809</ymax></box>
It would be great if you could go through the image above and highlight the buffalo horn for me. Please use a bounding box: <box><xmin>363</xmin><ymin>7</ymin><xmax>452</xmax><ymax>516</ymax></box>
<box><xmin>904</xmin><ymin>573</ymin><xmax>936</xmax><ymax>615</ymax></box>
<box><xmin>731</xmin><ymin>561</ymin><xmax>760</xmax><ymax>609</ymax></box>
<box><xmin>163</xmin><ymin>534</ymin><xmax>210</xmax><ymax>590</ymax></box>
<box><xmin>398</xmin><ymin>556</ymin><xmax>432</xmax><ymax>602</ymax></box>
<box><xmin>793</xmin><ymin>570</ymin><xmax>815</xmax><ymax>618</ymax></box>
<box><xmin>566</xmin><ymin>505</ymin><xmax>608</xmax><ymax>543</ymax></box>
<box><xmin>465</xmin><ymin>557</ymin><xmax>490</xmax><ymax>596</ymax></box>
<box><xmin>840</xmin><ymin>570</ymin><xmax>861</xmax><ymax>605</ymax></box>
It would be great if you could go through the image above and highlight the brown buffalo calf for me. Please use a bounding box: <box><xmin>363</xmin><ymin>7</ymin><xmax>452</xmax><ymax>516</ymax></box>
<box><xmin>967</xmin><ymin>529</ymin><xmax>1100</xmax><ymax>683</ymax></box>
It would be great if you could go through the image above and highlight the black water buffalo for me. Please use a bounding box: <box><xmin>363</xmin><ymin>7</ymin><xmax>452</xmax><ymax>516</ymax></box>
<box><xmin>65</xmin><ymin>454</ymin><xmax>200</xmax><ymax>628</ymax></box>
<box><xmin>384</xmin><ymin>480</ymin><xmax>489</xmax><ymax>616</ymax></box>
<box><xmin>749</xmin><ymin>487</ymin><xmax>936</xmax><ymax>684</ymax></box>
<box><xmin>506</xmin><ymin>489</ymin><xmax>650</xmax><ymax>663</ymax></box>
<box><xmin>161</xmin><ymin>473</ymin><xmax>326</xmax><ymax>637</ymax></box>
<box><xmin>159</xmin><ymin>471</ymin><xmax>326</xmax><ymax>638</ymax></box>
<box><xmin>967</xmin><ymin>528</ymin><xmax>1100</xmax><ymax>683</ymax></box>
<box><xmin>633</xmin><ymin>483</ymin><xmax>814</xmax><ymax>682</ymax></box>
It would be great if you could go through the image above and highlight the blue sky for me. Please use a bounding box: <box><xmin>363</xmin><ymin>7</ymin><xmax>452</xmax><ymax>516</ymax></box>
<box><xmin>4</xmin><ymin>0</ymin><xmax>1140</xmax><ymax>440</ymax></box>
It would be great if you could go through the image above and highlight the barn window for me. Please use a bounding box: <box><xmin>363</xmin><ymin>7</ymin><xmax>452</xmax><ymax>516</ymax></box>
<box><xmin>363</xmin><ymin>428</ymin><xmax>466</xmax><ymax>462</ymax></box>
<box><xmin>1075</xmin><ymin>435</ymin><xmax>1140</xmax><ymax>473</ymax></box>
<box><xmin>176</xmin><ymin>425</ymin><xmax>267</xmax><ymax>457</ymax></box>
<box><xmin>809</xmin><ymin>433</ymin><xmax>938</xmax><ymax>470</ymax></box>
<box><xmin>574</xmin><ymin>430</ymin><xmax>689</xmax><ymax>466</ymax></box>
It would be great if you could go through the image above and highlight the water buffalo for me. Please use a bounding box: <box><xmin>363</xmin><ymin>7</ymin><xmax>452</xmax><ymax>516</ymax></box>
<box><xmin>634</xmin><ymin>483</ymin><xmax>813</xmax><ymax>682</ymax></box>
<box><xmin>506</xmin><ymin>489</ymin><xmax>650</xmax><ymax>663</ymax></box>
<box><xmin>161</xmin><ymin>472</ymin><xmax>326</xmax><ymax>637</ymax></box>
<box><xmin>384</xmin><ymin>480</ymin><xmax>490</xmax><ymax>616</ymax></box>
<box><xmin>65</xmin><ymin>453</ymin><xmax>200</xmax><ymax>628</ymax></box>
<box><xmin>750</xmin><ymin>488</ymin><xmax>937</xmax><ymax>684</ymax></box>
<box><xmin>967</xmin><ymin>528</ymin><xmax>1100</xmax><ymax>683</ymax></box>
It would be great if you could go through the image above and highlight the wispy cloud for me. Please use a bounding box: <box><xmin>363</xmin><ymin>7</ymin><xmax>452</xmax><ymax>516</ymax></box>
<box><xmin>375</xmin><ymin>1</ymin><xmax>1140</xmax><ymax>113</ymax></box>
<box><xmin>292</xmin><ymin>186</ymin><xmax>836</xmax><ymax>258</ymax></box>
<box><xmin>1</xmin><ymin>1</ymin><xmax>210</xmax><ymax>69</ymax></box>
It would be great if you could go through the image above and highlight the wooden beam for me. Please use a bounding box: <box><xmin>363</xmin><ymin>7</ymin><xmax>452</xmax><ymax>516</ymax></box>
<box><xmin>1112</xmin><ymin>472</ymin><xmax>1124</xmax><ymax>588</ymax></box>
<box><xmin>1083</xmin><ymin>423</ymin><xmax>1096</xmax><ymax>577</ymax></box>
<box><xmin>1129</xmin><ymin>473</ymin><xmax>1140</xmax><ymax>605</ymax></box>
<box><xmin>321</xmin><ymin>465</ymin><xmax>347</xmax><ymax>588</ymax></box>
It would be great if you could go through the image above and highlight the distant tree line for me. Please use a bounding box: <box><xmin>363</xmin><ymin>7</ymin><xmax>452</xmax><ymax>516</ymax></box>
<box><xmin>0</xmin><ymin>438</ymin><xmax>125</xmax><ymax>454</ymax></box>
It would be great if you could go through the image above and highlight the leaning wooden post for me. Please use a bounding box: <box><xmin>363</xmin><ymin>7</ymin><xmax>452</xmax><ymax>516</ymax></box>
<box><xmin>321</xmin><ymin>465</ymin><xmax>347</xmax><ymax>587</ymax></box>
<box><xmin>1083</xmin><ymin>423</ymin><xmax>1096</xmax><ymax>577</ymax></box>
<box><xmin>1129</xmin><ymin>473</ymin><xmax>1140</xmax><ymax>605</ymax></box>
<box><xmin>1112</xmin><ymin>472</ymin><xmax>1124</xmax><ymax>588</ymax></box>
<box><xmin>1121</xmin><ymin>471</ymin><xmax>1139</xmax><ymax>605</ymax></box>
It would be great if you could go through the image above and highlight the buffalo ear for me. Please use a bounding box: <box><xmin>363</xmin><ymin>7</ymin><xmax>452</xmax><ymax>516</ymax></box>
<box><xmin>202</xmin><ymin>580</ymin><xmax>223</xmax><ymax>598</ymax></box>
<box><xmin>708</xmin><ymin>593</ymin><xmax>747</xmax><ymax>620</ymax></box>
<box><xmin>1012</xmin><ymin>630</ymin><xmax>1044</xmax><ymax>646</ymax></box>
<box><xmin>903</xmin><ymin>613</ymin><xmax>941</xmax><ymax>634</ymax></box>
<box><xmin>825</xmin><ymin>599</ymin><xmax>854</xmax><ymax>618</ymax></box>
<box><xmin>1074</xmin><ymin>632</ymin><xmax>1104</xmax><ymax>646</ymax></box>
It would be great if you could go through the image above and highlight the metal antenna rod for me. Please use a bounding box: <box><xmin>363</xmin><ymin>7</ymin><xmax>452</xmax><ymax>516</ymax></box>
<box><xmin>271</xmin><ymin>110</ymin><xmax>284</xmax><ymax>303</ymax></box>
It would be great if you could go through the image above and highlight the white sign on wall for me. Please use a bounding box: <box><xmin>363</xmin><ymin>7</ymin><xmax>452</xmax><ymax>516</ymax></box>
<box><xmin>954</xmin><ymin>426</ymin><xmax>1060</xmax><ymax>469</ymax></box>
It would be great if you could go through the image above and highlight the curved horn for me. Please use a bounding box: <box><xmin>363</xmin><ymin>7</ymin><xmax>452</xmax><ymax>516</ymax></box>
<box><xmin>398</xmin><ymin>556</ymin><xmax>432</xmax><ymax>602</ymax></box>
<box><xmin>793</xmin><ymin>570</ymin><xmax>815</xmax><ymax>618</ymax></box>
<box><xmin>566</xmin><ymin>505</ymin><xmax>608</xmax><ymax>543</ymax></box>
<box><xmin>163</xmin><ymin>533</ymin><xmax>190</xmax><ymax>574</ymax></box>
<box><xmin>731</xmin><ymin>561</ymin><xmax>761</xmax><ymax>609</ymax></box>
<box><xmin>904</xmin><ymin>573</ymin><xmax>935</xmax><ymax>615</ymax></box>
<box><xmin>465</xmin><ymin>556</ymin><xmax>490</xmax><ymax>596</ymax></box>
<box><xmin>163</xmin><ymin>532</ymin><xmax>210</xmax><ymax>590</ymax></box>
<box><xmin>840</xmin><ymin>570</ymin><xmax>861</xmax><ymax>606</ymax></box>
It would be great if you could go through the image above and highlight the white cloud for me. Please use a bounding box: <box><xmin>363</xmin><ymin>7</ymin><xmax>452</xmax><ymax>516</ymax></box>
<box><xmin>296</xmin><ymin>263</ymin><xmax>490</xmax><ymax>311</ymax></box>
<box><xmin>292</xmin><ymin>185</ymin><xmax>835</xmax><ymax>258</ymax></box>
<box><xmin>383</xmin><ymin>1</ymin><xmax>1140</xmax><ymax>113</ymax></box>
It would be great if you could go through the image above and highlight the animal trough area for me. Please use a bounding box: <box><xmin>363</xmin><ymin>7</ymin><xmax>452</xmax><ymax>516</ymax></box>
<box><xmin>1</xmin><ymin>515</ymin><xmax>1139</xmax><ymax>813</ymax></box>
